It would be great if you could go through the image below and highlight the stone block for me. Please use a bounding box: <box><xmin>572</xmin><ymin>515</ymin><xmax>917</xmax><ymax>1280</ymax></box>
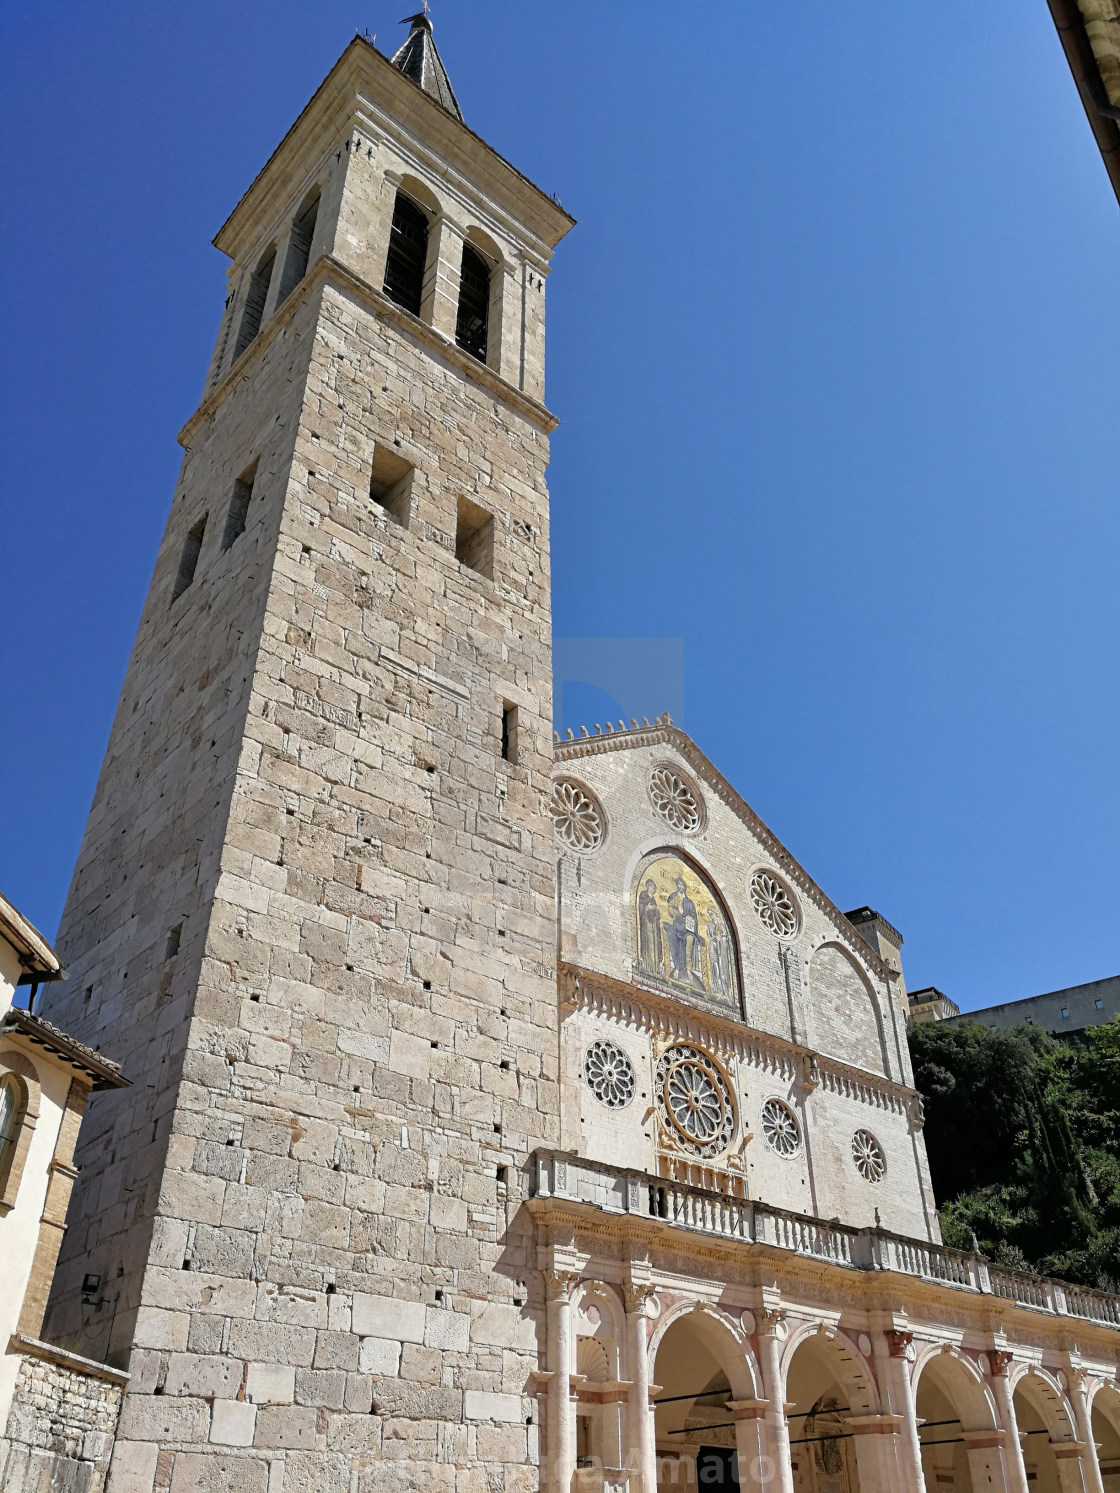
<box><xmin>423</xmin><ymin>1309</ymin><xmax>470</xmax><ymax>1352</ymax></box>
<box><xmin>357</xmin><ymin>1337</ymin><xmax>402</xmax><ymax>1375</ymax></box>
<box><xmin>118</xmin><ymin>1394</ymin><xmax>209</xmax><ymax>1443</ymax></box>
<box><xmin>210</xmin><ymin>1400</ymin><xmax>257</xmax><ymax>1446</ymax></box>
<box><xmin>246</xmin><ymin>1363</ymin><xmax>296</xmax><ymax>1405</ymax></box>
<box><xmin>169</xmin><ymin>1452</ymin><xmax>268</xmax><ymax>1493</ymax></box>
<box><xmin>464</xmin><ymin>1390</ymin><xmax>522</xmax><ymax>1423</ymax></box>
<box><xmin>254</xmin><ymin>1404</ymin><xmax>317</xmax><ymax>1450</ymax></box>
<box><xmin>351</xmin><ymin>1293</ymin><xmax>424</xmax><ymax>1343</ymax></box>
<box><xmin>106</xmin><ymin>1439</ymin><xmax>159</xmax><ymax>1493</ymax></box>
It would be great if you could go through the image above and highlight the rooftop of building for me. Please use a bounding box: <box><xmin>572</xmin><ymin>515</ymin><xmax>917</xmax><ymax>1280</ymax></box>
<box><xmin>0</xmin><ymin>889</ymin><xmax>62</xmax><ymax>984</ymax></box>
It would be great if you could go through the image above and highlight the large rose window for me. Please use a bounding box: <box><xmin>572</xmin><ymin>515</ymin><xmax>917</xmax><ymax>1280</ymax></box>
<box><xmin>656</xmin><ymin>1045</ymin><xmax>735</xmax><ymax>1158</ymax></box>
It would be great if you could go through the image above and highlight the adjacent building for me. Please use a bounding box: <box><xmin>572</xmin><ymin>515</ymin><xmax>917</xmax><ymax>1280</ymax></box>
<box><xmin>1048</xmin><ymin>0</ymin><xmax>1120</xmax><ymax>204</ymax></box>
<box><xmin>942</xmin><ymin>976</ymin><xmax>1120</xmax><ymax>1038</ymax></box>
<box><xmin>0</xmin><ymin>893</ymin><xmax>128</xmax><ymax>1491</ymax></box>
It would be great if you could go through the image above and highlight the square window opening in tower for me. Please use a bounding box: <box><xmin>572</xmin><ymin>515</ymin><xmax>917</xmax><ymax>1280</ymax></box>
<box><xmin>171</xmin><ymin>515</ymin><xmax>207</xmax><ymax>604</ymax></box>
<box><xmin>455</xmin><ymin>495</ymin><xmax>493</xmax><ymax>579</ymax></box>
<box><xmin>221</xmin><ymin>462</ymin><xmax>257</xmax><ymax>551</ymax></box>
<box><xmin>369</xmin><ymin>444</ymin><xmax>414</xmax><ymax>528</ymax></box>
<box><xmin>501</xmin><ymin>704</ymin><xmax>519</xmax><ymax>764</ymax></box>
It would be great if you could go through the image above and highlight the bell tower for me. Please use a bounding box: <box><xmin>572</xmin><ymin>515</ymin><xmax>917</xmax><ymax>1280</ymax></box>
<box><xmin>44</xmin><ymin>18</ymin><xmax>573</xmax><ymax>1488</ymax></box>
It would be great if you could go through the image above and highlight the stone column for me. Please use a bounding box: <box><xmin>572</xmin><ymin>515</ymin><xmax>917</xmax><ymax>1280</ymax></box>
<box><xmin>1068</xmin><ymin>1370</ymin><xmax>1106</xmax><ymax>1493</ymax></box>
<box><xmin>545</xmin><ymin>1270</ymin><xmax>578</xmax><ymax>1493</ymax></box>
<box><xmin>756</xmin><ymin>1310</ymin><xmax>794</xmax><ymax>1493</ymax></box>
<box><xmin>988</xmin><ymin>1353</ymin><xmax>1029</xmax><ymax>1493</ymax></box>
<box><xmin>623</xmin><ymin>1285</ymin><xmax>658</xmax><ymax>1493</ymax></box>
<box><xmin>962</xmin><ymin>1429</ymin><xmax>1010</xmax><ymax>1492</ymax></box>
<box><xmin>727</xmin><ymin>1401</ymin><xmax>769</xmax><ymax>1493</ymax></box>
<box><xmin>423</xmin><ymin>215</ymin><xmax>466</xmax><ymax>341</ymax></box>
<box><xmin>885</xmin><ymin>1331</ymin><xmax>925</xmax><ymax>1493</ymax></box>
<box><xmin>848</xmin><ymin>1414</ymin><xmax>905</xmax><ymax>1491</ymax></box>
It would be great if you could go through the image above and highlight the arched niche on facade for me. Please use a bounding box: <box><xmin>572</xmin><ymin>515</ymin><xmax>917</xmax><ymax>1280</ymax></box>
<box><xmin>571</xmin><ymin>1283</ymin><xmax>626</xmax><ymax>1477</ymax></box>
<box><xmin>1089</xmin><ymin>1381</ymin><xmax>1120</xmax><ymax>1488</ymax></box>
<box><xmin>1009</xmin><ymin>1365</ymin><xmax>1081</xmax><ymax>1493</ymax></box>
<box><xmin>650</xmin><ymin>1304</ymin><xmax>759</xmax><ymax>1487</ymax></box>
<box><xmin>911</xmin><ymin>1346</ymin><xmax>1001</xmax><ymax>1493</ymax></box>
<box><xmin>631</xmin><ymin>849</ymin><xmax>743</xmax><ymax>1021</ymax></box>
<box><xmin>807</xmin><ymin>943</ymin><xmax>890</xmax><ymax>1077</ymax></box>
<box><xmin>780</xmin><ymin>1324</ymin><xmax>878</xmax><ymax>1492</ymax></box>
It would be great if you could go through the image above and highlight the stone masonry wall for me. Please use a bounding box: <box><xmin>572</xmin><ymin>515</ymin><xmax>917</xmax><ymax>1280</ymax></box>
<box><xmin>0</xmin><ymin>1351</ymin><xmax>124</xmax><ymax>1493</ymax></box>
<box><xmin>44</xmin><ymin>299</ymin><xmax>320</xmax><ymax>1362</ymax></box>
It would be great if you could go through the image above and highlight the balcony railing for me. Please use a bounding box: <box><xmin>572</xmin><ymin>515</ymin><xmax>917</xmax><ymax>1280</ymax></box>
<box><xmin>531</xmin><ymin>1151</ymin><xmax>1120</xmax><ymax>1332</ymax></box>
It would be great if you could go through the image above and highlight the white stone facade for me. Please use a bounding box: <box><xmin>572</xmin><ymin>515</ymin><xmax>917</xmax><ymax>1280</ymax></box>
<box><xmin>29</xmin><ymin>25</ymin><xmax>1120</xmax><ymax>1493</ymax></box>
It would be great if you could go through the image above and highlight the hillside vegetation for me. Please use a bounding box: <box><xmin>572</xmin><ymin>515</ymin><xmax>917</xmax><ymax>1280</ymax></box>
<box><xmin>908</xmin><ymin>1016</ymin><xmax>1120</xmax><ymax>1292</ymax></box>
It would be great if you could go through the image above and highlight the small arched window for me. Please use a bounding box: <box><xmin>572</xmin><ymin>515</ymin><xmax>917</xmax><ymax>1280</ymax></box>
<box><xmin>234</xmin><ymin>247</ymin><xmax>277</xmax><ymax>359</ymax></box>
<box><xmin>0</xmin><ymin>1074</ymin><xmax>24</xmax><ymax>1194</ymax></box>
<box><xmin>455</xmin><ymin>243</ymin><xmax>490</xmax><ymax>362</ymax></box>
<box><xmin>383</xmin><ymin>192</ymin><xmax>429</xmax><ymax>317</ymax></box>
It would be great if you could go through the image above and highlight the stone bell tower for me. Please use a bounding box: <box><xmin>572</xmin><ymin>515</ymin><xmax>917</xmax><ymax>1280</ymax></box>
<box><xmin>43</xmin><ymin>16</ymin><xmax>573</xmax><ymax>1488</ymax></box>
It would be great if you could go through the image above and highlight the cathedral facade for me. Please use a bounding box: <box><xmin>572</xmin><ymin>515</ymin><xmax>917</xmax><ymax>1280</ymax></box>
<box><xmin>34</xmin><ymin>17</ymin><xmax>1120</xmax><ymax>1493</ymax></box>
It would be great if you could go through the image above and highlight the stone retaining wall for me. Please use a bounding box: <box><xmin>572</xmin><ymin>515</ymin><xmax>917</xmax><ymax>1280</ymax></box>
<box><xmin>0</xmin><ymin>1337</ymin><xmax>127</xmax><ymax>1493</ymax></box>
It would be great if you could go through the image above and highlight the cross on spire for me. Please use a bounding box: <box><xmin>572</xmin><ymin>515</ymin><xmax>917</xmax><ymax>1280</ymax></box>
<box><xmin>390</xmin><ymin>7</ymin><xmax>463</xmax><ymax>122</ymax></box>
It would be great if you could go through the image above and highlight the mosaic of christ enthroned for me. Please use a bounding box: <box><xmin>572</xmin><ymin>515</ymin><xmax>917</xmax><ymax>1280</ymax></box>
<box><xmin>631</xmin><ymin>850</ymin><xmax>742</xmax><ymax>1018</ymax></box>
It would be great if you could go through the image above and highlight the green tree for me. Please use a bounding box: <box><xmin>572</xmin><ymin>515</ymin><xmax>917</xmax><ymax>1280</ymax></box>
<box><xmin>908</xmin><ymin>1016</ymin><xmax>1120</xmax><ymax>1291</ymax></box>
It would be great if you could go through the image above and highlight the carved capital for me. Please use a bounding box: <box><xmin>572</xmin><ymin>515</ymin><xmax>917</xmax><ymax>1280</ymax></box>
<box><xmin>623</xmin><ymin>1283</ymin><xmax>657</xmax><ymax>1315</ymax></box>
<box><xmin>886</xmin><ymin>1330</ymin><xmax>914</xmax><ymax>1360</ymax></box>
<box><xmin>542</xmin><ymin>1269</ymin><xmax>580</xmax><ymax>1303</ymax></box>
<box><xmin>756</xmin><ymin>1309</ymin><xmax>787</xmax><ymax>1337</ymax></box>
<box><xmin>988</xmin><ymin>1350</ymin><xmax>1014</xmax><ymax>1378</ymax></box>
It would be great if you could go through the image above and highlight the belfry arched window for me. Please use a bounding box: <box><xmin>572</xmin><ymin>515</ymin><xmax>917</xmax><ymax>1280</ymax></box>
<box><xmin>455</xmin><ymin>243</ymin><xmax>490</xmax><ymax>361</ymax></box>
<box><xmin>234</xmin><ymin>246</ymin><xmax>277</xmax><ymax>359</ymax></box>
<box><xmin>383</xmin><ymin>192</ymin><xmax>429</xmax><ymax>317</ymax></box>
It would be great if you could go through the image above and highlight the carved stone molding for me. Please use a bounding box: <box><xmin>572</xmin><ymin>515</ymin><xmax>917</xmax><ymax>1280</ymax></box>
<box><xmin>562</xmin><ymin>963</ymin><xmax>918</xmax><ymax>1121</ymax></box>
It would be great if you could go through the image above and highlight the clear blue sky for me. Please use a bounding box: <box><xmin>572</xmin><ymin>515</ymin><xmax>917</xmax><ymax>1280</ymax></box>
<box><xmin>1</xmin><ymin>3</ymin><xmax>1116</xmax><ymax>1012</ymax></box>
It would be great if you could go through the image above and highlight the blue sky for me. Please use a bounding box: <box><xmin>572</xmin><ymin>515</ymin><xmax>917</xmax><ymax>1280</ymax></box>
<box><xmin>1</xmin><ymin>3</ymin><xmax>1116</xmax><ymax>1011</ymax></box>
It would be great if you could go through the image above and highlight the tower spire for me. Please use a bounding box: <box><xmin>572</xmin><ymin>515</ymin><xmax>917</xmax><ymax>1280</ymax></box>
<box><xmin>391</xmin><ymin>9</ymin><xmax>463</xmax><ymax>121</ymax></box>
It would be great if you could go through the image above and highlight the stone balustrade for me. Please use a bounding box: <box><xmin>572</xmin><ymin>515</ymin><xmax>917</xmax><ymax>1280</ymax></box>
<box><xmin>532</xmin><ymin>1151</ymin><xmax>1120</xmax><ymax>1331</ymax></box>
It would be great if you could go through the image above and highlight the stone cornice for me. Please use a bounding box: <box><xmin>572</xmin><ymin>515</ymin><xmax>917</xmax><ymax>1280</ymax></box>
<box><xmin>562</xmin><ymin>963</ymin><xmax>918</xmax><ymax>1121</ymax></box>
<box><xmin>7</xmin><ymin>1333</ymin><xmax>131</xmax><ymax>1386</ymax></box>
<box><xmin>178</xmin><ymin>254</ymin><xmax>559</xmax><ymax>450</ymax></box>
<box><xmin>554</xmin><ymin>723</ymin><xmax>896</xmax><ymax>984</ymax></box>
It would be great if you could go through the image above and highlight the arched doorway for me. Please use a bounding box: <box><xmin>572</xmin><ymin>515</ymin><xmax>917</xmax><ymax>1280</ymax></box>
<box><xmin>651</xmin><ymin>1307</ymin><xmax>758</xmax><ymax>1493</ymax></box>
<box><xmin>912</xmin><ymin>1349</ymin><xmax>1005</xmax><ymax>1492</ymax></box>
<box><xmin>1011</xmin><ymin>1369</ymin><xmax>1080</xmax><ymax>1493</ymax></box>
<box><xmin>783</xmin><ymin>1328</ymin><xmax>876</xmax><ymax>1492</ymax></box>
<box><xmin>1091</xmin><ymin>1384</ymin><xmax>1120</xmax><ymax>1491</ymax></box>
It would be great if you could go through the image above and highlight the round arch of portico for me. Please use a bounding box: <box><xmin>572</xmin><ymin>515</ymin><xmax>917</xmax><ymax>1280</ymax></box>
<box><xmin>648</xmin><ymin>1300</ymin><xmax>762</xmax><ymax>1401</ymax></box>
<box><xmin>779</xmin><ymin>1321</ymin><xmax>881</xmax><ymax>1416</ymax></box>
<box><xmin>1006</xmin><ymin>1362</ymin><xmax>1079</xmax><ymax>1444</ymax></box>
<box><xmin>1086</xmin><ymin>1378</ymin><xmax>1120</xmax><ymax>1438</ymax></box>
<box><xmin>911</xmin><ymin>1343</ymin><xmax>1001</xmax><ymax>1430</ymax></box>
